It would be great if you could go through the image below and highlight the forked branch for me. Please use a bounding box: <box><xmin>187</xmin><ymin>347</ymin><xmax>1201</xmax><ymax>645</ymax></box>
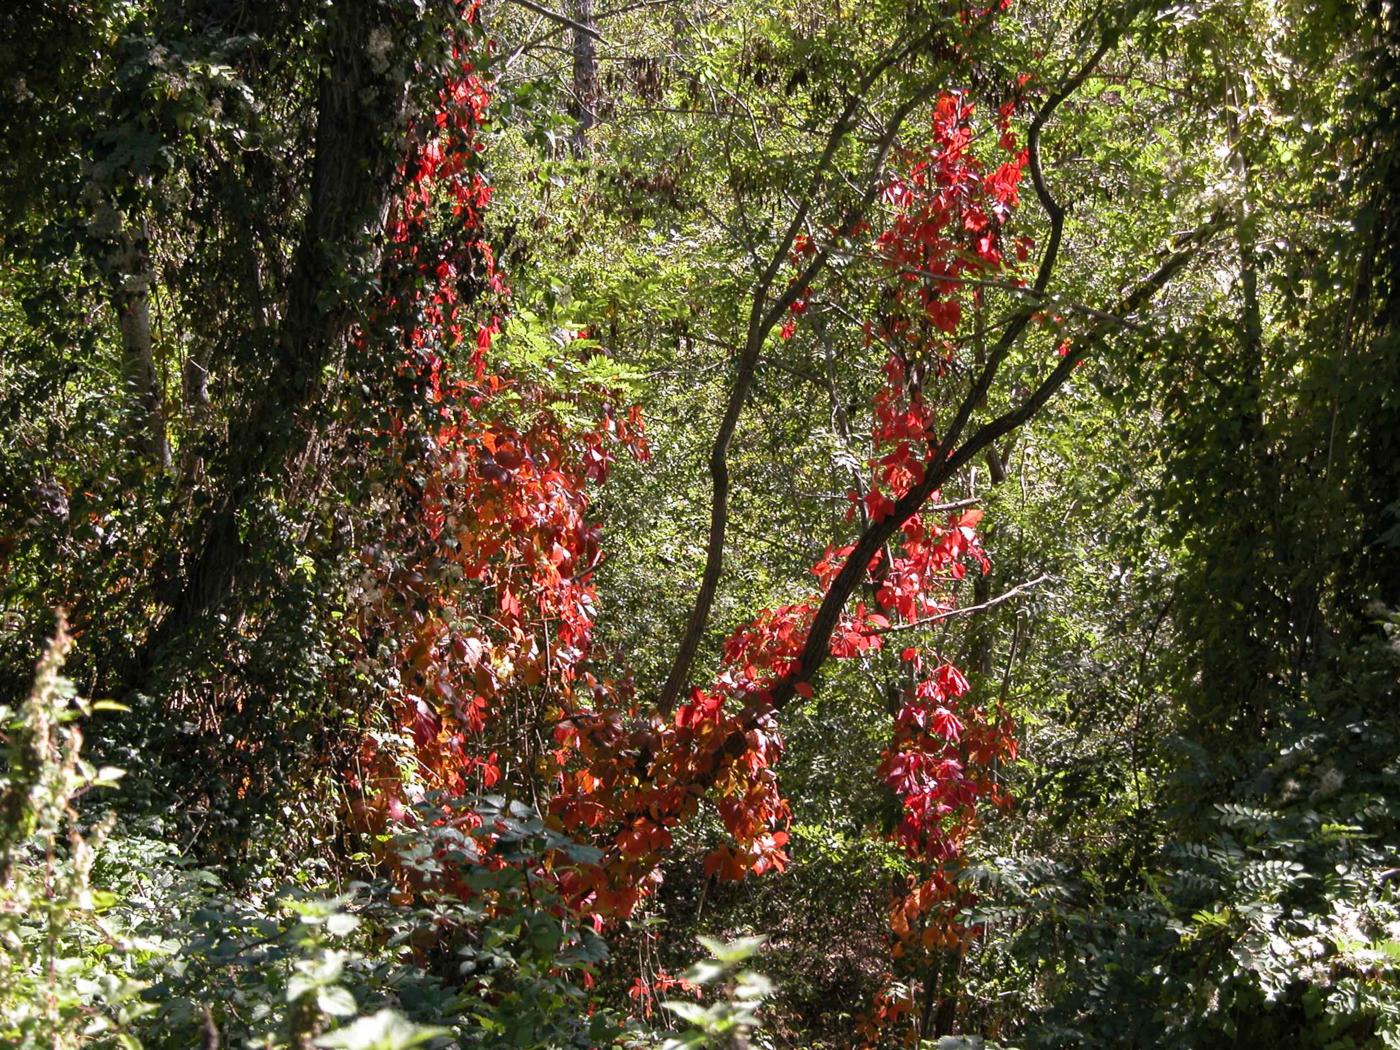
<box><xmin>656</xmin><ymin>27</ymin><xmax>954</xmax><ymax>712</ymax></box>
<box><xmin>768</xmin><ymin>212</ymin><xmax>1225</xmax><ymax>713</ymax></box>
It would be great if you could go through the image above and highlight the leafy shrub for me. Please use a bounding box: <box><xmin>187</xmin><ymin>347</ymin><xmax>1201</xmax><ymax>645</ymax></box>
<box><xmin>1</xmin><ymin>620</ymin><xmax>625</xmax><ymax>1049</ymax></box>
<box><xmin>0</xmin><ymin>617</ymin><xmax>152</xmax><ymax>1048</ymax></box>
<box><xmin>967</xmin><ymin>612</ymin><xmax>1400</xmax><ymax>1048</ymax></box>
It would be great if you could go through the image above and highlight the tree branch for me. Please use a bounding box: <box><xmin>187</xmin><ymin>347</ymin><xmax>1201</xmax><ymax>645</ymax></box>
<box><xmin>768</xmin><ymin>212</ymin><xmax>1225</xmax><ymax>712</ymax></box>
<box><xmin>924</xmin><ymin>35</ymin><xmax>1115</xmax><ymax>475</ymax></box>
<box><xmin>506</xmin><ymin>0</ymin><xmax>611</xmax><ymax>41</ymax></box>
<box><xmin>656</xmin><ymin>29</ymin><xmax>953</xmax><ymax>712</ymax></box>
<box><xmin>877</xmin><ymin>574</ymin><xmax>1052</xmax><ymax>633</ymax></box>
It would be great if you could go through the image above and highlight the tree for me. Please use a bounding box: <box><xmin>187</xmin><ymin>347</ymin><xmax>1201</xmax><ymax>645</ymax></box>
<box><xmin>2</xmin><ymin>0</ymin><xmax>1397</xmax><ymax>1044</ymax></box>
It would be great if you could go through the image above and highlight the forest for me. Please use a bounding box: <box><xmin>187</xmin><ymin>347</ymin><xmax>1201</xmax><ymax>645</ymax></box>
<box><xmin>1</xmin><ymin>0</ymin><xmax>1397</xmax><ymax>1046</ymax></box>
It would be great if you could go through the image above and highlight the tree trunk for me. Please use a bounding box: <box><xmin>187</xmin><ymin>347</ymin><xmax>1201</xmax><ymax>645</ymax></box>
<box><xmin>569</xmin><ymin>0</ymin><xmax>598</xmax><ymax>156</ymax></box>
<box><xmin>93</xmin><ymin>207</ymin><xmax>171</xmax><ymax>470</ymax></box>
<box><xmin>133</xmin><ymin>0</ymin><xmax>412</xmax><ymax>687</ymax></box>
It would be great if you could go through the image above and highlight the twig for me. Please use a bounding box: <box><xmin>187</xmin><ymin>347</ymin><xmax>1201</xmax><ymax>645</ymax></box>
<box><xmin>877</xmin><ymin>574</ymin><xmax>1053</xmax><ymax>633</ymax></box>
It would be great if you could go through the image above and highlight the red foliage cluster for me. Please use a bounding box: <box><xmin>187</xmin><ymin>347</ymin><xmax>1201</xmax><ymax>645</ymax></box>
<box><xmin>627</xmin><ymin>968</ymin><xmax>701</xmax><ymax>1020</ymax></box>
<box><xmin>858</xmin><ymin>93</ymin><xmax>1029</xmax><ymax>1042</ymax></box>
<box><xmin>541</xmin><ymin>348</ymin><xmax>995</xmax><ymax>916</ymax></box>
<box><xmin>347</xmin><ymin>5</ymin><xmax>647</xmax><ymax>846</ymax></box>
<box><xmin>545</xmin><ymin>343</ymin><xmax>1010</xmax><ymax>929</ymax></box>
<box><xmin>346</xmin><ymin>10</ymin><xmax>1026</xmax><ymax>1034</ymax></box>
<box><xmin>876</xmin><ymin>90</ymin><xmax>1029</xmax><ymax>347</ymax></box>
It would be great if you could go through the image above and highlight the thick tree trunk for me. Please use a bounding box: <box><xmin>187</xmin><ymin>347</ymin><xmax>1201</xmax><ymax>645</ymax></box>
<box><xmin>1357</xmin><ymin>9</ymin><xmax>1400</xmax><ymax>614</ymax></box>
<box><xmin>133</xmin><ymin>0</ymin><xmax>412</xmax><ymax>687</ymax></box>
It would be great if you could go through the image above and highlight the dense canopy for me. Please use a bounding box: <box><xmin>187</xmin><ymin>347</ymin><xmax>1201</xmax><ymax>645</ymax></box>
<box><xmin>2</xmin><ymin>0</ymin><xmax>1398</xmax><ymax>1047</ymax></box>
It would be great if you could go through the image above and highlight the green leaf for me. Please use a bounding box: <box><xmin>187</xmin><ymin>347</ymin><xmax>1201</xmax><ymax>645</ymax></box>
<box><xmin>663</xmin><ymin>1000</ymin><xmax>712</xmax><ymax>1024</ymax></box>
<box><xmin>314</xmin><ymin>1010</ymin><xmax>449</xmax><ymax>1049</ymax></box>
<box><xmin>318</xmin><ymin>986</ymin><xmax>358</xmax><ymax>1017</ymax></box>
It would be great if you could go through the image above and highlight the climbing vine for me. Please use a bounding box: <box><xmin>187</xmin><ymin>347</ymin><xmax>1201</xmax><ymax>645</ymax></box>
<box><xmin>344</xmin><ymin>9</ymin><xmax>1025</xmax><ymax>1038</ymax></box>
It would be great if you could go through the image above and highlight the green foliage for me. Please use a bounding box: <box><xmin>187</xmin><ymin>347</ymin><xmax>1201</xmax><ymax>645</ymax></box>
<box><xmin>3</xmin><ymin>0</ymin><xmax>1399</xmax><ymax>1045</ymax></box>
<box><xmin>118</xmin><ymin>796</ymin><xmax>623</xmax><ymax>1048</ymax></box>
<box><xmin>0</xmin><ymin>622</ymin><xmax>629</xmax><ymax>1048</ymax></box>
<box><xmin>0</xmin><ymin>619</ymin><xmax>153</xmax><ymax>1048</ymax></box>
<box><xmin>658</xmin><ymin>936</ymin><xmax>774</xmax><ymax>1050</ymax></box>
<box><xmin>958</xmin><ymin>614</ymin><xmax>1400</xmax><ymax>1048</ymax></box>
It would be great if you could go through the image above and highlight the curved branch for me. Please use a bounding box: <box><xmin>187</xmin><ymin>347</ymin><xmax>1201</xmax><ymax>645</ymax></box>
<box><xmin>656</xmin><ymin>30</ymin><xmax>953</xmax><ymax>712</ymax></box>
<box><xmin>926</xmin><ymin>36</ymin><xmax>1114</xmax><ymax>473</ymax></box>
<box><xmin>768</xmin><ymin>213</ymin><xmax>1225</xmax><ymax>712</ymax></box>
<box><xmin>506</xmin><ymin>0</ymin><xmax>610</xmax><ymax>41</ymax></box>
<box><xmin>877</xmin><ymin>574</ymin><xmax>1053</xmax><ymax>634</ymax></box>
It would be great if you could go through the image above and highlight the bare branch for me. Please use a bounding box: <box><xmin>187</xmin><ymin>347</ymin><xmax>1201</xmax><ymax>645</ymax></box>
<box><xmin>505</xmin><ymin>0</ymin><xmax>611</xmax><ymax>41</ymax></box>
<box><xmin>878</xmin><ymin>574</ymin><xmax>1053</xmax><ymax>634</ymax></box>
<box><xmin>942</xmin><ymin>211</ymin><xmax>1227</xmax><ymax>478</ymax></box>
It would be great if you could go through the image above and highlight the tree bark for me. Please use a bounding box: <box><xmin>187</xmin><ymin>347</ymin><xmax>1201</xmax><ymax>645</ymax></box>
<box><xmin>569</xmin><ymin>0</ymin><xmax>598</xmax><ymax>156</ymax></box>
<box><xmin>91</xmin><ymin>206</ymin><xmax>171</xmax><ymax>470</ymax></box>
<box><xmin>133</xmin><ymin>0</ymin><xmax>413</xmax><ymax>687</ymax></box>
